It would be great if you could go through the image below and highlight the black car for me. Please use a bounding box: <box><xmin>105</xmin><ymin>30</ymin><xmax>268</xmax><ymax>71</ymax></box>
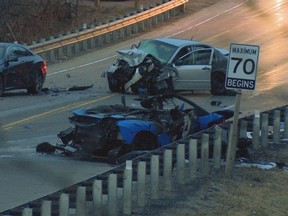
<box><xmin>0</xmin><ymin>42</ymin><xmax>47</xmax><ymax>96</ymax></box>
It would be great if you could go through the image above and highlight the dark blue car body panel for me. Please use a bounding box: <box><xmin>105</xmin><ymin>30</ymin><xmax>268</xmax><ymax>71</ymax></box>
<box><xmin>54</xmin><ymin>94</ymin><xmax>234</xmax><ymax>162</ymax></box>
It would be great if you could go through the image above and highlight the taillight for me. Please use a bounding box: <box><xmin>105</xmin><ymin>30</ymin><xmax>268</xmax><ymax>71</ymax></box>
<box><xmin>41</xmin><ymin>61</ymin><xmax>48</xmax><ymax>76</ymax></box>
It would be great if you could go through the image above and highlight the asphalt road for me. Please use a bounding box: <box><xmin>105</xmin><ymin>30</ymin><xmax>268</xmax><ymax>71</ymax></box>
<box><xmin>1</xmin><ymin>0</ymin><xmax>288</xmax><ymax>212</ymax></box>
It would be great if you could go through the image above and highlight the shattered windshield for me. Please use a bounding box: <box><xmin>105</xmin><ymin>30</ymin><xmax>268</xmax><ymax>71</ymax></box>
<box><xmin>137</xmin><ymin>40</ymin><xmax>178</xmax><ymax>63</ymax></box>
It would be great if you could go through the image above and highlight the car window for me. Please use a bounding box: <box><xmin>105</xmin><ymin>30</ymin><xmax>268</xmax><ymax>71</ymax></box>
<box><xmin>179</xmin><ymin>49</ymin><xmax>213</xmax><ymax>65</ymax></box>
<box><xmin>138</xmin><ymin>40</ymin><xmax>178</xmax><ymax>63</ymax></box>
<box><xmin>173</xmin><ymin>46</ymin><xmax>192</xmax><ymax>63</ymax></box>
<box><xmin>7</xmin><ymin>46</ymin><xmax>32</xmax><ymax>60</ymax></box>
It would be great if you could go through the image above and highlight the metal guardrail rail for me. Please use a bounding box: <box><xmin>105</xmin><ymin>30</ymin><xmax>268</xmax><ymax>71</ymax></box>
<box><xmin>28</xmin><ymin>0</ymin><xmax>188</xmax><ymax>64</ymax></box>
<box><xmin>1</xmin><ymin>104</ymin><xmax>288</xmax><ymax>216</ymax></box>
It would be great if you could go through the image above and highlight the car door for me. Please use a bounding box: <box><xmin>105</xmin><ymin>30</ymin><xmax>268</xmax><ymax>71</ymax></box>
<box><xmin>5</xmin><ymin>45</ymin><xmax>34</xmax><ymax>88</ymax></box>
<box><xmin>173</xmin><ymin>48</ymin><xmax>214</xmax><ymax>90</ymax></box>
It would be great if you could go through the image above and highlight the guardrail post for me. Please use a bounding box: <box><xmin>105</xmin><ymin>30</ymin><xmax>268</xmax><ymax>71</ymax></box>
<box><xmin>87</xmin><ymin>38</ymin><xmax>93</xmax><ymax>50</ymax></box>
<box><xmin>150</xmin><ymin>154</ymin><xmax>159</xmax><ymax>199</ymax></box>
<box><xmin>48</xmin><ymin>50</ymin><xmax>55</xmax><ymax>64</ymax></box>
<box><xmin>66</xmin><ymin>44</ymin><xmax>72</xmax><ymax>58</ymax></box>
<box><xmin>93</xmin><ymin>179</ymin><xmax>102</xmax><ymax>216</ymax></box>
<box><xmin>125</xmin><ymin>25</ymin><xmax>132</xmax><ymax>37</ymax></box>
<box><xmin>163</xmin><ymin>149</ymin><xmax>172</xmax><ymax>191</ymax></box>
<box><xmin>138</xmin><ymin>20</ymin><xmax>144</xmax><ymax>32</ymax></box>
<box><xmin>164</xmin><ymin>10</ymin><xmax>170</xmax><ymax>21</ymax></box>
<box><xmin>176</xmin><ymin>144</ymin><xmax>185</xmax><ymax>184</ymax></box>
<box><xmin>137</xmin><ymin>161</ymin><xmax>146</xmax><ymax>207</ymax></box>
<box><xmin>189</xmin><ymin>139</ymin><xmax>198</xmax><ymax>180</ymax></box>
<box><xmin>145</xmin><ymin>18</ymin><xmax>151</xmax><ymax>30</ymax></box>
<box><xmin>201</xmin><ymin>133</ymin><xmax>209</xmax><ymax>175</ymax></box>
<box><xmin>59</xmin><ymin>194</ymin><xmax>69</xmax><ymax>216</ymax></box>
<box><xmin>76</xmin><ymin>186</ymin><xmax>86</xmax><ymax>216</ymax></box>
<box><xmin>108</xmin><ymin>173</ymin><xmax>118</xmax><ymax>216</ymax></box>
<box><xmin>123</xmin><ymin>161</ymin><xmax>133</xmax><ymax>215</ymax></box>
<box><xmin>57</xmin><ymin>46</ymin><xmax>63</xmax><ymax>62</ymax></box>
<box><xmin>273</xmin><ymin>110</ymin><xmax>280</xmax><ymax>144</ymax></box>
<box><xmin>213</xmin><ymin>126</ymin><xmax>222</xmax><ymax>169</ymax></box>
<box><xmin>22</xmin><ymin>208</ymin><xmax>32</xmax><ymax>216</ymax></box>
<box><xmin>105</xmin><ymin>32</ymin><xmax>111</xmax><ymax>44</ymax></box>
<box><xmin>285</xmin><ymin>107</ymin><xmax>288</xmax><ymax>139</ymax></box>
<box><xmin>152</xmin><ymin>16</ymin><xmax>158</xmax><ymax>27</ymax></box>
<box><xmin>261</xmin><ymin>113</ymin><xmax>269</xmax><ymax>147</ymax></box>
<box><xmin>239</xmin><ymin>120</ymin><xmax>247</xmax><ymax>138</ymax></box>
<box><xmin>252</xmin><ymin>110</ymin><xmax>260</xmax><ymax>149</ymax></box>
<box><xmin>169</xmin><ymin>7</ymin><xmax>176</xmax><ymax>17</ymax></box>
<box><xmin>82</xmin><ymin>39</ymin><xmax>88</xmax><ymax>51</ymax></box>
<box><xmin>158</xmin><ymin>13</ymin><xmax>164</xmax><ymax>23</ymax></box>
<box><xmin>41</xmin><ymin>200</ymin><xmax>51</xmax><ymax>216</ymax></box>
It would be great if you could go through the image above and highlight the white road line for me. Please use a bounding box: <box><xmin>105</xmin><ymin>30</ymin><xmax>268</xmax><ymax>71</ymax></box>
<box><xmin>47</xmin><ymin>55</ymin><xmax>117</xmax><ymax>76</ymax></box>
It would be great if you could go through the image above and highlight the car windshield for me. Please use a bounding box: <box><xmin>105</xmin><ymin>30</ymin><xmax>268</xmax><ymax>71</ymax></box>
<box><xmin>137</xmin><ymin>40</ymin><xmax>178</xmax><ymax>63</ymax></box>
<box><xmin>0</xmin><ymin>45</ymin><xmax>4</xmax><ymax>59</ymax></box>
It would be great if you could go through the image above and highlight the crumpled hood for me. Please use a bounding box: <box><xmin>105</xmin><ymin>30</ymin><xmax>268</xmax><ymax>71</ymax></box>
<box><xmin>116</xmin><ymin>49</ymin><xmax>150</xmax><ymax>67</ymax></box>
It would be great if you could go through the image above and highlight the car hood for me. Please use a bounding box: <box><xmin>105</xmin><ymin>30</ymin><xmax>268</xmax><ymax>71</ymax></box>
<box><xmin>116</xmin><ymin>49</ymin><xmax>151</xmax><ymax>67</ymax></box>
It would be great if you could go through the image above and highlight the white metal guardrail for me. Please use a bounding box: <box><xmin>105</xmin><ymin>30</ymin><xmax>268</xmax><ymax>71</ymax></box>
<box><xmin>28</xmin><ymin>0</ymin><xmax>188</xmax><ymax>64</ymax></box>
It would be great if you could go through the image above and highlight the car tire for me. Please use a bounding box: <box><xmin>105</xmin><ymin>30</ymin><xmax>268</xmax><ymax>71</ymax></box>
<box><xmin>0</xmin><ymin>75</ymin><xmax>4</xmax><ymax>97</ymax></box>
<box><xmin>107</xmin><ymin>73</ymin><xmax>121</xmax><ymax>92</ymax></box>
<box><xmin>211</xmin><ymin>73</ymin><xmax>226</xmax><ymax>95</ymax></box>
<box><xmin>132</xmin><ymin>131</ymin><xmax>158</xmax><ymax>151</ymax></box>
<box><xmin>27</xmin><ymin>71</ymin><xmax>43</xmax><ymax>94</ymax></box>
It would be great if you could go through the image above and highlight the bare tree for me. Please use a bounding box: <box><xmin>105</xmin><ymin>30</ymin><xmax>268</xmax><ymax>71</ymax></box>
<box><xmin>0</xmin><ymin>0</ymin><xmax>87</xmax><ymax>43</ymax></box>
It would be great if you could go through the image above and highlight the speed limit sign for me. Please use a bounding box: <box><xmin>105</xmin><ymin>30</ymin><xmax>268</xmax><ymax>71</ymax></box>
<box><xmin>225</xmin><ymin>43</ymin><xmax>260</xmax><ymax>90</ymax></box>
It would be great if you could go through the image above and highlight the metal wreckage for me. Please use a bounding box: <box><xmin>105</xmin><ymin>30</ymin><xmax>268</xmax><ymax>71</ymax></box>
<box><xmin>104</xmin><ymin>49</ymin><xmax>177</xmax><ymax>94</ymax></box>
<box><xmin>36</xmin><ymin>51</ymin><xmax>234</xmax><ymax>163</ymax></box>
<box><xmin>37</xmin><ymin>93</ymin><xmax>234</xmax><ymax>163</ymax></box>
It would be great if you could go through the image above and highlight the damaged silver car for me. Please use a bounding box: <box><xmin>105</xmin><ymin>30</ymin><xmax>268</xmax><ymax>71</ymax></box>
<box><xmin>104</xmin><ymin>38</ymin><xmax>229</xmax><ymax>95</ymax></box>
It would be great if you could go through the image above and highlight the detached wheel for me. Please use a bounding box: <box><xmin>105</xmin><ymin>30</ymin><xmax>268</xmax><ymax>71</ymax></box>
<box><xmin>0</xmin><ymin>75</ymin><xmax>4</xmax><ymax>97</ymax></box>
<box><xmin>27</xmin><ymin>71</ymin><xmax>43</xmax><ymax>94</ymax></box>
<box><xmin>211</xmin><ymin>73</ymin><xmax>226</xmax><ymax>95</ymax></box>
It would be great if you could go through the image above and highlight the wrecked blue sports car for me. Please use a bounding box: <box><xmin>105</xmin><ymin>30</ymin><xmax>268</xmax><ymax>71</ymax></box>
<box><xmin>37</xmin><ymin>94</ymin><xmax>233</xmax><ymax>163</ymax></box>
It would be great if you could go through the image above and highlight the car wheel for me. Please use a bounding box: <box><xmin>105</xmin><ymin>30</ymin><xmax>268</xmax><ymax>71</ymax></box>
<box><xmin>27</xmin><ymin>71</ymin><xmax>43</xmax><ymax>94</ymax></box>
<box><xmin>211</xmin><ymin>73</ymin><xmax>226</xmax><ymax>95</ymax></box>
<box><xmin>0</xmin><ymin>75</ymin><xmax>4</xmax><ymax>97</ymax></box>
<box><xmin>132</xmin><ymin>131</ymin><xmax>158</xmax><ymax>151</ymax></box>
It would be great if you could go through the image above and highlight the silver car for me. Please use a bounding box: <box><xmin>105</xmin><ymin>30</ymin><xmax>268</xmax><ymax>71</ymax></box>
<box><xmin>105</xmin><ymin>38</ymin><xmax>229</xmax><ymax>95</ymax></box>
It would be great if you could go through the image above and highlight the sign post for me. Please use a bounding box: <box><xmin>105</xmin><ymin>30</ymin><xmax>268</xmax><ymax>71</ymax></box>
<box><xmin>224</xmin><ymin>43</ymin><xmax>260</xmax><ymax>178</ymax></box>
